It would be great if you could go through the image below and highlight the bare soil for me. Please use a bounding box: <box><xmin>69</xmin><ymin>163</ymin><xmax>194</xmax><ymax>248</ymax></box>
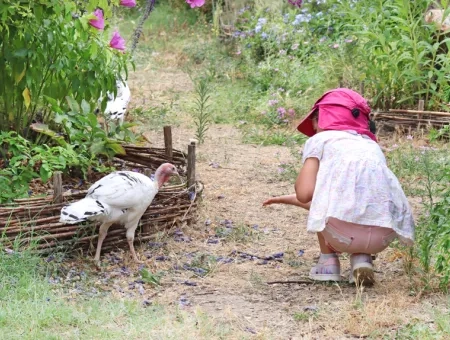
<box><xmin>53</xmin><ymin>58</ymin><xmax>448</xmax><ymax>339</ymax></box>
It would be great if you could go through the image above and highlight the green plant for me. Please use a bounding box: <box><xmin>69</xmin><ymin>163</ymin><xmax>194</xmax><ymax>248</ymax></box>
<box><xmin>0</xmin><ymin>131</ymin><xmax>92</xmax><ymax>203</ymax></box>
<box><xmin>140</xmin><ymin>268</ymin><xmax>163</xmax><ymax>286</ymax></box>
<box><xmin>0</xmin><ymin>95</ymin><xmax>132</xmax><ymax>203</ymax></box>
<box><xmin>418</xmin><ymin>168</ymin><xmax>450</xmax><ymax>290</ymax></box>
<box><xmin>386</xmin><ymin>144</ymin><xmax>450</xmax><ymax>291</ymax></box>
<box><xmin>0</xmin><ymin>0</ymin><xmax>129</xmax><ymax>140</ymax></box>
<box><xmin>293</xmin><ymin>311</ymin><xmax>318</xmax><ymax>323</ymax></box>
<box><xmin>191</xmin><ymin>76</ymin><xmax>213</xmax><ymax>144</ymax></box>
<box><xmin>33</xmin><ymin>96</ymin><xmax>127</xmax><ymax>161</ymax></box>
<box><xmin>429</xmin><ymin>124</ymin><xmax>450</xmax><ymax>141</ymax></box>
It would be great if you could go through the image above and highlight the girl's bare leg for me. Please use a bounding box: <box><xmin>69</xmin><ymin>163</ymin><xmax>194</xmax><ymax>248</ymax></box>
<box><xmin>317</xmin><ymin>232</ymin><xmax>336</xmax><ymax>254</ymax></box>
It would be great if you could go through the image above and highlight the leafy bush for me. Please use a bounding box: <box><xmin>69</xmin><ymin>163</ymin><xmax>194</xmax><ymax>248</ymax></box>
<box><xmin>0</xmin><ymin>0</ymin><xmax>128</xmax><ymax>139</ymax></box>
<box><xmin>0</xmin><ymin>132</ymin><xmax>91</xmax><ymax>203</ymax></box>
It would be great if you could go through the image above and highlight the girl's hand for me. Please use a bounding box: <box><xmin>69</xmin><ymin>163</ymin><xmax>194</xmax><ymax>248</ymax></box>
<box><xmin>262</xmin><ymin>194</ymin><xmax>311</xmax><ymax>210</ymax></box>
<box><xmin>262</xmin><ymin>197</ymin><xmax>278</xmax><ymax>206</ymax></box>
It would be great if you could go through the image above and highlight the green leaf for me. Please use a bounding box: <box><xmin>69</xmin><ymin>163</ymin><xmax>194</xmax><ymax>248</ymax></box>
<box><xmin>54</xmin><ymin>113</ymin><xmax>66</xmax><ymax>124</ymax></box>
<box><xmin>39</xmin><ymin>164</ymin><xmax>51</xmax><ymax>182</ymax></box>
<box><xmin>22</xmin><ymin>88</ymin><xmax>31</xmax><ymax>109</ymax></box>
<box><xmin>139</xmin><ymin>268</ymin><xmax>162</xmax><ymax>286</ymax></box>
<box><xmin>14</xmin><ymin>65</ymin><xmax>26</xmax><ymax>84</ymax></box>
<box><xmin>89</xmin><ymin>141</ymin><xmax>106</xmax><ymax>155</ymax></box>
<box><xmin>29</xmin><ymin>123</ymin><xmax>67</xmax><ymax>147</ymax></box>
<box><xmin>106</xmin><ymin>141</ymin><xmax>126</xmax><ymax>155</ymax></box>
<box><xmin>65</xmin><ymin>96</ymin><xmax>80</xmax><ymax>113</ymax></box>
<box><xmin>13</xmin><ymin>49</ymin><xmax>28</xmax><ymax>58</ymax></box>
<box><xmin>81</xmin><ymin>99</ymin><xmax>91</xmax><ymax>115</ymax></box>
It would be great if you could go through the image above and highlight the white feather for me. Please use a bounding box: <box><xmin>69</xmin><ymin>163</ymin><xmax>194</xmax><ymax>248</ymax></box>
<box><xmin>99</xmin><ymin>79</ymin><xmax>131</xmax><ymax>125</ymax></box>
<box><xmin>59</xmin><ymin>171</ymin><xmax>158</xmax><ymax>226</ymax></box>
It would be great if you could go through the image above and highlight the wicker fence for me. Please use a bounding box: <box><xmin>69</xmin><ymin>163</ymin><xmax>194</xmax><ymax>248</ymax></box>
<box><xmin>0</xmin><ymin>126</ymin><xmax>203</xmax><ymax>255</ymax></box>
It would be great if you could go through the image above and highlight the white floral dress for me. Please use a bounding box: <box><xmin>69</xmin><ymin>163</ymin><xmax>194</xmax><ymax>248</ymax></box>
<box><xmin>302</xmin><ymin>130</ymin><xmax>415</xmax><ymax>245</ymax></box>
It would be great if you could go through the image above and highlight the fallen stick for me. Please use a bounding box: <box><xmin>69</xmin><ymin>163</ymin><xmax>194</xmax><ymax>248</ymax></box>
<box><xmin>266</xmin><ymin>280</ymin><xmax>315</xmax><ymax>285</ymax></box>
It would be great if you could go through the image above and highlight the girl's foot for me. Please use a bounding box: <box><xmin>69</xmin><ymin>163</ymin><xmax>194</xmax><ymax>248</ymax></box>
<box><xmin>350</xmin><ymin>254</ymin><xmax>375</xmax><ymax>286</ymax></box>
<box><xmin>309</xmin><ymin>253</ymin><xmax>342</xmax><ymax>281</ymax></box>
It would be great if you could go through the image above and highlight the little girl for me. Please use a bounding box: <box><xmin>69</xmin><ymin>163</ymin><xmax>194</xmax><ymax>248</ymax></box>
<box><xmin>264</xmin><ymin>88</ymin><xmax>415</xmax><ymax>285</ymax></box>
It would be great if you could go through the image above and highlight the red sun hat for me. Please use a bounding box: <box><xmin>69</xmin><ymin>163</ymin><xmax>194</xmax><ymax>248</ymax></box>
<box><xmin>297</xmin><ymin>88</ymin><xmax>377</xmax><ymax>142</ymax></box>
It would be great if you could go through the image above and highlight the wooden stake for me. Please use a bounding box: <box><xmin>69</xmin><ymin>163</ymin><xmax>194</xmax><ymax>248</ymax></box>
<box><xmin>417</xmin><ymin>99</ymin><xmax>425</xmax><ymax>130</ymax></box>
<box><xmin>52</xmin><ymin>172</ymin><xmax>63</xmax><ymax>204</ymax></box>
<box><xmin>359</xmin><ymin>82</ymin><xmax>365</xmax><ymax>96</ymax></box>
<box><xmin>163</xmin><ymin>125</ymin><xmax>173</xmax><ymax>160</ymax></box>
<box><xmin>187</xmin><ymin>141</ymin><xmax>196</xmax><ymax>192</ymax></box>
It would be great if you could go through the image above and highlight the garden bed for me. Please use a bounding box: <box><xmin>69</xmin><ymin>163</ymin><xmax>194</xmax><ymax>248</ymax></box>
<box><xmin>0</xmin><ymin>131</ymin><xmax>203</xmax><ymax>255</ymax></box>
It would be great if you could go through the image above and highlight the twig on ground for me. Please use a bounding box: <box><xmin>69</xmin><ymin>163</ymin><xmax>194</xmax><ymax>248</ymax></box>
<box><xmin>266</xmin><ymin>280</ymin><xmax>315</xmax><ymax>285</ymax></box>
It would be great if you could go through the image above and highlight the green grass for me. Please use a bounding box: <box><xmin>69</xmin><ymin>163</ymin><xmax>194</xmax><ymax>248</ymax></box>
<box><xmin>242</xmin><ymin>127</ymin><xmax>306</xmax><ymax>146</ymax></box>
<box><xmin>0</xmin><ymin>250</ymin><xmax>246</xmax><ymax>339</ymax></box>
<box><xmin>132</xmin><ymin>102</ymin><xmax>178</xmax><ymax>131</ymax></box>
<box><xmin>384</xmin><ymin>310</ymin><xmax>450</xmax><ymax>339</ymax></box>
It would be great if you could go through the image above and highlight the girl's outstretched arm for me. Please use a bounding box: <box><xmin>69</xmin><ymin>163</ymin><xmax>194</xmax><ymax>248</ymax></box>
<box><xmin>295</xmin><ymin>157</ymin><xmax>319</xmax><ymax>203</ymax></box>
<box><xmin>263</xmin><ymin>194</ymin><xmax>311</xmax><ymax>210</ymax></box>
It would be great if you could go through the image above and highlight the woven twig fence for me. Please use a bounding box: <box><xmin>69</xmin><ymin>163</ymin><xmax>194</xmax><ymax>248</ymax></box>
<box><xmin>373</xmin><ymin>100</ymin><xmax>450</xmax><ymax>133</ymax></box>
<box><xmin>0</xmin><ymin>126</ymin><xmax>202</xmax><ymax>255</ymax></box>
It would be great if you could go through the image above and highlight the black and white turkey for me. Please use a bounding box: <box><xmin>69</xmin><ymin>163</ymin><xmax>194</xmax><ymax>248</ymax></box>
<box><xmin>59</xmin><ymin>163</ymin><xmax>178</xmax><ymax>264</ymax></box>
<box><xmin>98</xmin><ymin>79</ymin><xmax>131</xmax><ymax>125</ymax></box>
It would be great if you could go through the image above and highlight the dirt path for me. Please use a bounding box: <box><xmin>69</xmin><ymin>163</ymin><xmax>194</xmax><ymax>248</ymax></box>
<box><xmin>110</xmin><ymin>66</ymin><xmax>449</xmax><ymax>339</ymax></box>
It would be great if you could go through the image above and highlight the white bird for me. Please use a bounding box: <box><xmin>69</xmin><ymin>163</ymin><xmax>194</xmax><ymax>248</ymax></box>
<box><xmin>59</xmin><ymin>163</ymin><xmax>178</xmax><ymax>264</ymax></box>
<box><xmin>99</xmin><ymin>79</ymin><xmax>131</xmax><ymax>125</ymax></box>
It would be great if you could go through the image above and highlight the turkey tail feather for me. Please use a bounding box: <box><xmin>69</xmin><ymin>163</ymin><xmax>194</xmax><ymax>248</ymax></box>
<box><xmin>59</xmin><ymin>198</ymin><xmax>108</xmax><ymax>224</ymax></box>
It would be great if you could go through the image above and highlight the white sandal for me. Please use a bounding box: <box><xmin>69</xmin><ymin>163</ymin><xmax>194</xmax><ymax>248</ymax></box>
<box><xmin>350</xmin><ymin>254</ymin><xmax>375</xmax><ymax>285</ymax></box>
<box><xmin>309</xmin><ymin>254</ymin><xmax>342</xmax><ymax>281</ymax></box>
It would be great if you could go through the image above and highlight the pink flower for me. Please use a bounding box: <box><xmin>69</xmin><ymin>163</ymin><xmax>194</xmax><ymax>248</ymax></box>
<box><xmin>89</xmin><ymin>9</ymin><xmax>104</xmax><ymax>30</ymax></box>
<box><xmin>120</xmin><ymin>0</ymin><xmax>136</xmax><ymax>7</ymax></box>
<box><xmin>288</xmin><ymin>0</ymin><xmax>302</xmax><ymax>8</ymax></box>
<box><xmin>186</xmin><ymin>0</ymin><xmax>205</xmax><ymax>8</ymax></box>
<box><xmin>277</xmin><ymin>107</ymin><xmax>286</xmax><ymax>119</ymax></box>
<box><xmin>288</xmin><ymin>108</ymin><xmax>296</xmax><ymax>116</ymax></box>
<box><xmin>332</xmin><ymin>43</ymin><xmax>340</xmax><ymax>49</ymax></box>
<box><xmin>277</xmin><ymin>107</ymin><xmax>286</xmax><ymax>114</ymax></box>
<box><xmin>110</xmin><ymin>31</ymin><xmax>126</xmax><ymax>51</ymax></box>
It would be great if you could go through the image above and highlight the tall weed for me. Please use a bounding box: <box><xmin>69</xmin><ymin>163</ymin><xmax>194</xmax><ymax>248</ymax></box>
<box><xmin>191</xmin><ymin>76</ymin><xmax>213</xmax><ymax>144</ymax></box>
<box><xmin>386</xmin><ymin>144</ymin><xmax>450</xmax><ymax>290</ymax></box>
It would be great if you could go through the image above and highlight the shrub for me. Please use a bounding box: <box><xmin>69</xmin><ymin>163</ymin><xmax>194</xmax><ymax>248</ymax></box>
<box><xmin>0</xmin><ymin>131</ymin><xmax>91</xmax><ymax>203</ymax></box>
<box><xmin>0</xmin><ymin>0</ymin><xmax>129</xmax><ymax>139</ymax></box>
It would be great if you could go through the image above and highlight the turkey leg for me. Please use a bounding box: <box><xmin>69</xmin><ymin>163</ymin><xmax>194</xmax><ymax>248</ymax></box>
<box><xmin>126</xmin><ymin>222</ymin><xmax>143</xmax><ymax>263</ymax></box>
<box><xmin>94</xmin><ymin>222</ymin><xmax>113</xmax><ymax>263</ymax></box>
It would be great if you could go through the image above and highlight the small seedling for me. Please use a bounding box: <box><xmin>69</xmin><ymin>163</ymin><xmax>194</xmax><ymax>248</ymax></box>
<box><xmin>140</xmin><ymin>268</ymin><xmax>163</xmax><ymax>286</ymax></box>
<box><xmin>191</xmin><ymin>77</ymin><xmax>213</xmax><ymax>144</ymax></box>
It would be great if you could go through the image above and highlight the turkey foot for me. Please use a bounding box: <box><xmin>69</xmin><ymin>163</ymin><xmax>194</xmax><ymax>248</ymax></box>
<box><xmin>128</xmin><ymin>238</ymin><xmax>144</xmax><ymax>264</ymax></box>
